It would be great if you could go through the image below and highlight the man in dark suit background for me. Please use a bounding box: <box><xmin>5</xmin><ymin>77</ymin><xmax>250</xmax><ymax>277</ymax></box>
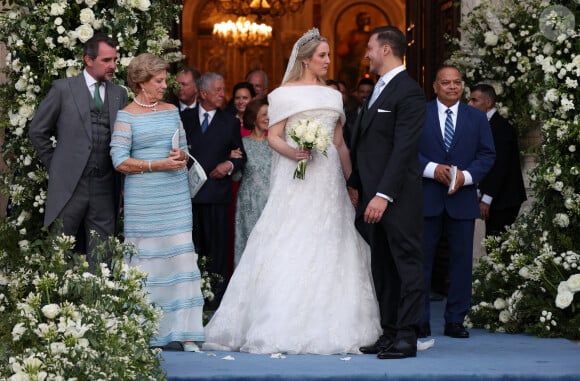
<box><xmin>419</xmin><ymin>66</ymin><xmax>495</xmax><ymax>339</ymax></box>
<box><xmin>344</xmin><ymin>77</ymin><xmax>374</xmax><ymax>148</ymax></box>
<box><xmin>176</xmin><ymin>66</ymin><xmax>201</xmax><ymax>112</ymax></box>
<box><xmin>347</xmin><ymin>26</ymin><xmax>426</xmax><ymax>359</ymax></box>
<box><xmin>468</xmin><ymin>84</ymin><xmax>527</xmax><ymax>237</ymax></box>
<box><xmin>183</xmin><ymin>72</ymin><xmax>246</xmax><ymax>309</ymax></box>
<box><xmin>29</xmin><ymin>33</ymin><xmax>127</xmax><ymax>266</ymax></box>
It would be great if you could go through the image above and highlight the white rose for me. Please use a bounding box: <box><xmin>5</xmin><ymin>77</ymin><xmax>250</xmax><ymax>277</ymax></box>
<box><xmin>303</xmin><ymin>131</ymin><xmax>315</xmax><ymax>144</ymax></box>
<box><xmin>50</xmin><ymin>3</ymin><xmax>65</xmax><ymax>16</ymax></box>
<box><xmin>499</xmin><ymin>310</ymin><xmax>511</xmax><ymax>323</ymax></box>
<box><xmin>553</xmin><ymin>213</ymin><xmax>569</xmax><ymax>228</ymax></box>
<box><xmin>14</xmin><ymin>77</ymin><xmax>27</xmax><ymax>91</ymax></box>
<box><xmin>552</xmin><ymin>181</ymin><xmax>563</xmax><ymax>192</ymax></box>
<box><xmin>555</xmin><ymin>290</ymin><xmax>573</xmax><ymax>309</ymax></box>
<box><xmin>493</xmin><ymin>298</ymin><xmax>506</xmax><ymax>310</ymax></box>
<box><xmin>41</xmin><ymin>303</ymin><xmax>60</xmax><ymax>319</ymax></box>
<box><xmin>74</xmin><ymin>24</ymin><xmax>94</xmax><ymax>43</ymax></box>
<box><xmin>557</xmin><ymin>280</ymin><xmax>570</xmax><ymax>293</ymax></box>
<box><xmin>79</xmin><ymin>8</ymin><xmax>95</xmax><ymax>24</ymax></box>
<box><xmin>54</xmin><ymin>17</ymin><xmax>62</xmax><ymax>26</ymax></box>
<box><xmin>569</xmin><ymin>145</ymin><xmax>576</xmax><ymax>152</ymax></box>
<box><xmin>53</xmin><ymin>57</ymin><xmax>67</xmax><ymax>69</ymax></box>
<box><xmin>484</xmin><ymin>32</ymin><xmax>498</xmax><ymax>46</ymax></box>
<box><xmin>131</xmin><ymin>0</ymin><xmax>151</xmax><ymax>11</ymax></box>
<box><xmin>18</xmin><ymin>105</ymin><xmax>34</xmax><ymax>119</ymax></box>
<box><xmin>567</xmin><ymin>274</ymin><xmax>580</xmax><ymax>292</ymax></box>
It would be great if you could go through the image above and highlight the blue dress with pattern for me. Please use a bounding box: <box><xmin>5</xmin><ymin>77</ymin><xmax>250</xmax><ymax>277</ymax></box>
<box><xmin>111</xmin><ymin>109</ymin><xmax>204</xmax><ymax>346</ymax></box>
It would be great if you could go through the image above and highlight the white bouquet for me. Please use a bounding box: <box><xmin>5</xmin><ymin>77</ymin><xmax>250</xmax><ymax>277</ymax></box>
<box><xmin>287</xmin><ymin>119</ymin><xmax>332</xmax><ymax>179</ymax></box>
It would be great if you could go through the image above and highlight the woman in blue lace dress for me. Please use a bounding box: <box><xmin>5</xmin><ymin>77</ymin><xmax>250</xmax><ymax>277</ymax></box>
<box><xmin>234</xmin><ymin>98</ymin><xmax>272</xmax><ymax>266</ymax></box>
<box><xmin>110</xmin><ymin>53</ymin><xmax>204</xmax><ymax>351</ymax></box>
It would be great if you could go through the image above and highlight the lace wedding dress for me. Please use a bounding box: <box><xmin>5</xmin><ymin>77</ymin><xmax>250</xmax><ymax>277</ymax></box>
<box><xmin>203</xmin><ymin>86</ymin><xmax>381</xmax><ymax>354</ymax></box>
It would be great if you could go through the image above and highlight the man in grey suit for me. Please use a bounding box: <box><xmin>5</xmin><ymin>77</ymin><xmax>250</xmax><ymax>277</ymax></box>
<box><xmin>29</xmin><ymin>33</ymin><xmax>128</xmax><ymax>266</ymax></box>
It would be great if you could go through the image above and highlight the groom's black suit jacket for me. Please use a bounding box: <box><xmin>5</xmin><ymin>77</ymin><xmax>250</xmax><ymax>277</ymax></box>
<box><xmin>347</xmin><ymin>70</ymin><xmax>425</xmax><ymax>335</ymax></box>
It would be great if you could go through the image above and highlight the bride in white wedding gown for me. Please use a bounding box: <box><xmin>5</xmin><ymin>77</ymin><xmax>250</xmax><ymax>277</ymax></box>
<box><xmin>203</xmin><ymin>28</ymin><xmax>381</xmax><ymax>355</ymax></box>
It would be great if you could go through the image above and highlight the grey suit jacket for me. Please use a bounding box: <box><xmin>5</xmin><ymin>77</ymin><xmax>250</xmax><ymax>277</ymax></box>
<box><xmin>29</xmin><ymin>74</ymin><xmax>128</xmax><ymax>226</ymax></box>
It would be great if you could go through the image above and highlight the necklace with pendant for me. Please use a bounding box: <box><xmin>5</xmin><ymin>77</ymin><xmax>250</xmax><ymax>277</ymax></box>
<box><xmin>134</xmin><ymin>97</ymin><xmax>158</xmax><ymax>112</ymax></box>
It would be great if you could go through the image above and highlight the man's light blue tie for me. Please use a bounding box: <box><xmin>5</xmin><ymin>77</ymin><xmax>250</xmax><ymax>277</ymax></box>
<box><xmin>444</xmin><ymin>108</ymin><xmax>454</xmax><ymax>152</ymax></box>
<box><xmin>201</xmin><ymin>112</ymin><xmax>209</xmax><ymax>134</ymax></box>
<box><xmin>367</xmin><ymin>78</ymin><xmax>385</xmax><ymax>108</ymax></box>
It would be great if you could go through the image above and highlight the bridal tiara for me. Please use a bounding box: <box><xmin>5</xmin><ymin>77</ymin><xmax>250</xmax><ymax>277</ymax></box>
<box><xmin>296</xmin><ymin>28</ymin><xmax>321</xmax><ymax>48</ymax></box>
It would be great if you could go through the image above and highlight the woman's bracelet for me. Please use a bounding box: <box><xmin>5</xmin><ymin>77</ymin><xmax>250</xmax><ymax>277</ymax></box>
<box><xmin>148</xmin><ymin>160</ymin><xmax>152</xmax><ymax>172</ymax></box>
<box><xmin>139</xmin><ymin>160</ymin><xmax>144</xmax><ymax>174</ymax></box>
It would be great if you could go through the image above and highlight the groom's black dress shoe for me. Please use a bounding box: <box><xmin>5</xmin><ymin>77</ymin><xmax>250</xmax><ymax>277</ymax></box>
<box><xmin>360</xmin><ymin>336</ymin><xmax>393</xmax><ymax>354</ymax></box>
<box><xmin>417</xmin><ymin>322</ymin><xmax>431</xmax><ymax>338</ymax></box>
<box><xmin>444</xmin><ymin>323</ymin><xmax>469</xmax><ymax>338</ymax></box>
<box><xmin>377</xmin><ymin>339</ymin><xmax>417</xmax><ymax>359</ymax></box>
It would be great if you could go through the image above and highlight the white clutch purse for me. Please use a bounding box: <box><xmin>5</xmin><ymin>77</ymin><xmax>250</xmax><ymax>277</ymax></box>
<box><xmin>187</xmin><ymin>153</ymin><xmax>207</xmax><ymax>198</ymax></box>
<box><xmin>173</xmin><ymin>129</ymin><xmax>207</xmax><ymax>198</ymax></box>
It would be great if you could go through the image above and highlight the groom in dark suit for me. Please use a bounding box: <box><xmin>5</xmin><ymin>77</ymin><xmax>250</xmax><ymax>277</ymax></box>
<box><xmin>29</xmin><ymin>33</ymin><xmax>127</xmax><ymax>266</ymax></box>
<box><xmin>419</xmin><ymin>66</ymin><xmax>495</xmax><ymax>339</ymax></box>
<box><xmin>183</xmin><ymin>72</ymin><xmax>246</xmax><ymax>309</ymax></box>
<box><xmin>347</xmin><ymin>26</ymin><xmax>426</xmax><ymax>359</ymax></box>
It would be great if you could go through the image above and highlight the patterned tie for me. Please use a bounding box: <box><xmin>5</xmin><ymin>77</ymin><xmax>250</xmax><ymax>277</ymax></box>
<box><xmin>367</xmin><ymin>78</ymin><xmax>385</xmax><ymax>108</ymax></box>
<box><xmin>444</xmin><ymin>108</ymin><xmax>454</xmax><ymax>152</ymax></box>
<box><xmin>201</xmin><ymin>112</ymin><xmax>209</xmax><ymax>134</ymax></box>
<box><xmin>93</xmin><ymin>82</ymin><xmax>103</xmax><ymax>112</ymax></box>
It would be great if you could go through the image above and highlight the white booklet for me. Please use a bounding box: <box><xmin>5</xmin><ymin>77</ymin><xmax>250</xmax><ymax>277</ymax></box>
<box><xmin>171</xmin><ymin>129</ymin><xmax>180</xmax><ymax>150</ymax></box>
<box><xmin>448</xmin><ymin>165</ymin><xmax>457</xmax><ymax>193</ymax></box>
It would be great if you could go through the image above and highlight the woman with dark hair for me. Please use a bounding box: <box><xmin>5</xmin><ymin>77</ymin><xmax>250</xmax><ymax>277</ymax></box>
<box><xmin>234</xmin><ymin>98</ymin><xmax>271</xmax><ymax>266</ymax></box>
<box><xmin>110</xmin><ymin>53</ymin><xmax>204</xmax><ymax>352</ymax></box>
<box><xmin>231</xmin><ymin>81</ymin><xmax>256</xmax><ymax>135</ymax></box>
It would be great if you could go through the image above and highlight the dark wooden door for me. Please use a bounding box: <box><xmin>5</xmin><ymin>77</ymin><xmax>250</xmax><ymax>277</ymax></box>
<box><xmin>405</xmin><ymin>0</ymin><xmax>460</xmax><ymax>100</ymax></box>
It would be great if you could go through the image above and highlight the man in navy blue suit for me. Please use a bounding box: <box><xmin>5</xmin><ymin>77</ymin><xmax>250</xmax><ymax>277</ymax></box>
<box><xmin>183</xmin><ymin>72</ymin><xmax>246</xmax><ymax>309</ymax></box>
<box><xmin>418</xmin><ymin>65</ymin><xmax>495</xmax><ymax>339</ymax></box>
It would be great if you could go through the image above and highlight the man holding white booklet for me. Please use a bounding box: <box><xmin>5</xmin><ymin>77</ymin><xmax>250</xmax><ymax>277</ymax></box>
<box><xmin>418</xmin><ymin>65</ymin><xmax>495</xmax><ymax>340</ymax></box>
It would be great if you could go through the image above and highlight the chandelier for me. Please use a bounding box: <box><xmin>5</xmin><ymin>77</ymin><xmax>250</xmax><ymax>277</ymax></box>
<box><xmin>213</xmin><ymin>0</ymin><xmax>306</xmax><ymax>18</ymax></box>
<box><xmin>213</xmin><ymin>16</ymin><xmax>273</xmax><ymax>48</ymax></box>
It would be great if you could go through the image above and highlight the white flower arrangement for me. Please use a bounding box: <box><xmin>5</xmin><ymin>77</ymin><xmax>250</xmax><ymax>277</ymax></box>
<box><xmin>0</xmin><ymin>234</ymin><xmax>166</xmax><ymax>380</ymax></box>
<box><xmin>450</xmin><ymin>0</ymin><xmax>579</xmax><ymax>339</ymax></box>
<box><xmin>287</xmin><ymin>118</ymin><xmax>332</xmax><ymax>179</ymax></box>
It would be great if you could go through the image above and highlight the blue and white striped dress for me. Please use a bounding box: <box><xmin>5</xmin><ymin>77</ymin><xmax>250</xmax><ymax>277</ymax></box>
<box><xmin>111</xmin><ymin>109</ymin><xmax>204</xmax><ymax>346</ymax></box>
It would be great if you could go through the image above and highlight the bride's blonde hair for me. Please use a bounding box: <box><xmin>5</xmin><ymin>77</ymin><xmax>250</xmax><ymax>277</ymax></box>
<box><xmin>283</xmin><ymin>28</ymin><xmax>328</xmax><ymax>85</ymax></box>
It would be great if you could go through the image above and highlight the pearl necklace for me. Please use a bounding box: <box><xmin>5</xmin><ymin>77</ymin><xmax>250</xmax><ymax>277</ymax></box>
<box><xmin>134</xmin><ymin>97</ymin><xmax>158</xmax><ymax>111</ymax></box>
